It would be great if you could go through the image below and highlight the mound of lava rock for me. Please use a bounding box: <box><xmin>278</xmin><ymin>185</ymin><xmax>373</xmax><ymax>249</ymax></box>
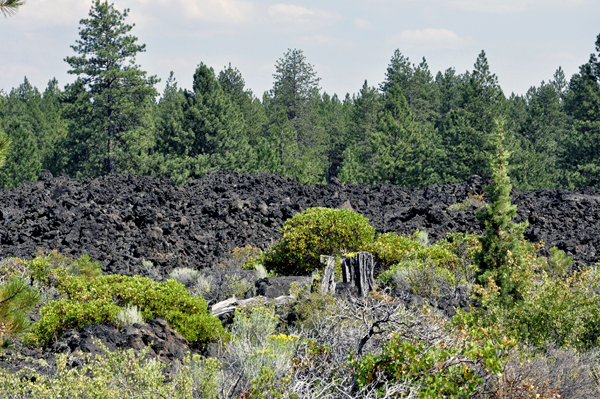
<box><xmin>0</xmin><ymin>170</ymin><xmax>598</xmax><ymax>277</ymax></box>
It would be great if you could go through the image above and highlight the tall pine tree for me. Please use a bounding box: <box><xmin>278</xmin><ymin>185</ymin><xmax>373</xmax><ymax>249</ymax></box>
<box><xmin>218</xmin><ymin>63</ymin><xmax>266</xmax><ymax>147</ymax></box>
<box><xmin>269</xmin><ymin>49</ymin><xmax>327</xmax><ymax>183</ymax></box>
<box><xmin>442</xmin><ymin>51</ymin><xmax>507</xmax><ymax>181</ymax></box>
<box><xmin>563</xmin><ymin>33</ymin><xmax>600</xmax><ymax>188</ymax></box>
<box><xmin>62</xmin><ymin>0</ymin><xmax>158</xmax><ymax>178</ymax></box>
<box><xmin>380</xmin><ymin>51</ymin><xmax>440</xmax><ymax>126</ymax></box>
<box><xmin>340</xmin><ymin>84</ymin><xmax>442</xmax><ymax>186</ymax></box>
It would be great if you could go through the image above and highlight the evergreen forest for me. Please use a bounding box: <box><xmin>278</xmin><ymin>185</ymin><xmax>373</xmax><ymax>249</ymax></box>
<box><xmin>2</xmin><ymin>0</ymin><xmax>600</xmax><ymax>190</ymax></box>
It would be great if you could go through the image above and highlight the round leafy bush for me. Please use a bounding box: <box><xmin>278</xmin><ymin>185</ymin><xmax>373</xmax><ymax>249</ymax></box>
<box><xmin>264</xmin><ymin>207</ymin><xmax>375</xmax><ymax>275</ymax></box>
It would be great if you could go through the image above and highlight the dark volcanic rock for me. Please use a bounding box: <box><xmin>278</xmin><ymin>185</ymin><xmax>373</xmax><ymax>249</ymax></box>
<box><xmin>253</xmin><ymin>276</ymin><xmax>312</xmax><ymax>298</ymax></box>
<box><xmin>0</xmin><ymin>318</ymin><xmax>190</xmax><ymax>375</ymax></box>
<box><xmin>50</xmin><ymin>318</ymin><xmax>190</xmax><ymax>364</ymax></box>
<box><xmin>0</xmin><ymin>171</ymin><xmax>599</xmax><ymax>277</ymax></box>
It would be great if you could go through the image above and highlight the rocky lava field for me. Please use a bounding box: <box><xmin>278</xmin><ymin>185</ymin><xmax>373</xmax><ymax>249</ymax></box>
<box><xmin>1</xmin><ymin>170</ymin><xmax>599</xmax><ymax>276</ymax></box>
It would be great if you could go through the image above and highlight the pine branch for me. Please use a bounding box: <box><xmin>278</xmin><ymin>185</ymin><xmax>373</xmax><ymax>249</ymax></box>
<box><xmin>0</xmin><ymin>0</ymin><xmax>25</xmax><ymax>17</ymax></box>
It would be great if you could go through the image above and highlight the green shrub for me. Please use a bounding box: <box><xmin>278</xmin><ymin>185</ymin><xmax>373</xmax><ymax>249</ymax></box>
<box><xmin>221</xmin><ymin>245</ymin><xmax>264</xmax><ymax>271</ymax></box>
<box><xmin>227</xmin><ymin>305</ymin><xmax>298</xmax><ymax>386</ymax></box>
<box><xmin>28</xmin><ymin>299</ymin><xmax>120</xmax><ymax>347</ymax></box>
<box><xmin>469</xmin><ymin>266</ymin><xmax>600</xmax><ymax>352</ymax></box>
<box><xmin>0</xmin><ymin>257</ymin><xmax>31</xmax><ymax>283</ymax></box>
<box><xmin>25</xmin><ymin>257</ymin><xmax>225</xmax><ymax>347</ymax></box>
<box><xmin>265</xmin><ymin>207</ymin><xmax>375</xmax><ymax>275</ymax></box>
<box><xmin>367</xmin><ymin>231</ymin><xmax>423</xmax><ymax>268</ymax></box>
<box><xmin>378</xmin><ymin>232</ymin><xmax>481</xmax><ymax>298</ymax></box>
<box><xmin>29</xmin><ymin>251</ymin><xmax>103</xmax><ymax>284</ymax></box>
<box><xmin>351</xmin><ymin>331</ymin><xmax>508</xmax><ymax>398</ymax></box>
<box><xmin>169</xmin><ymin>267</ymin><xmax>200</xmax><ymax>287</ymax></box>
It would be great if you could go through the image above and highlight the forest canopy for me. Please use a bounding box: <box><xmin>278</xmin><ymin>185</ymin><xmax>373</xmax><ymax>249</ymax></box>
<box><xmin>1</xmin><ymin>0</ymin><xmax>600</xmax><ymax>190</ymax></box>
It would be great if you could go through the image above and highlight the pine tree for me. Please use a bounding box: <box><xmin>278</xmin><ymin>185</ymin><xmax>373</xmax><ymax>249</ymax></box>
<box><xmin>2</xmin><ymin>78</ymin><xmax>67</xmax><ymax>175</ymax></box>
<box><xmin>338</xmin><ymin>81</ymin><xmax>382</xmax><ymax>184</ymax></box>
<box><xmin>442</xmin><ymin>51</ymin><xmax>507</xmax><ymax>181</ymax></box>
<box><xmin>155</xmin><ymin>72</ymin><xmax>191</xmax><ymax>163</ymax></box>
<box><xmin>318</xmin><ymin>93</ymin><xmax>349</xmax><ymax>181</ymax></box>
<box><xmin>183</xmin><ymin>63</ymin><xmax>252</xmax><ymax>173</ymax></box>
<box><xmin>380</xmin><ymin>51</ymin><xmax>440</xmax><ymax>126</ymax></box>
<box><xmin>435</xmin><ymin>67</ymin><xmax>463</xmax><ymax>132</ymax></box>
<box><xmin>349</xmin><ymin>81</ymin><xmax>383</xmax><ymax>145</ymax></box>
<box><xmin>0</xmin><ymin>119</ymin><xmax>41</xmax><ymax>188</ymax></box>
<box><xmin>218</xmin><ymin>63</ymin><xmax>266</xmax><ymax>147</ymax></box>
<box><xmin>340</xmin><ymin>84</ymin><xmax>442</xmax><ymax>187</ymax></box>
<box><xmin>475</xmin><ymin>121</ymin><xmax>528</xmax><ymax>303</ymax></box>
<box><xmin>62</xmin><ymin>0</ymin><xmax>158</xmax><ymax>177</ymax></box>
<box><xmin>256</xmin><ymin>110</ymin><xmax>299</xmax><ymax>177</ymax></box>
<box><xmin>563</xmin><ymin>33</ymin><xmax>600</xmax><ymax>188</ymax></box>
<box><xmin>39</xmin><ymin>78</ymin><xmax>68</xmax><ymax>174</ymax></box>
<box><xmin>270</xmin><ymin>49</ymin><xmax>327</xmax><ymax>183</ymax></box>
<box><xmin>508</xmin><ymin>76</ymin><xmax>570</xmax><ymax>189</ymax></box>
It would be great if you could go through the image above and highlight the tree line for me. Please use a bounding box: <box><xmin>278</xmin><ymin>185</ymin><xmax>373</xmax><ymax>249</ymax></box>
<box><xmin>1</xmin><ymin>0</ymin><xmax>600</xmax><ymax>190</ymax></box>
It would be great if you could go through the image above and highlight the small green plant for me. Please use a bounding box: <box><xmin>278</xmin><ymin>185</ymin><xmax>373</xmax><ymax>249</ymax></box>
<box><xmin>0</xmin><ymin>258</ymin><xmax>31</xmax><ymax>283</ymax></box>
<box><xmin>227</xmin><ymin>305</ymin><xmax>298</xmax><ymax>384</ymax></box>
<box><xmin>189</xmin><ymin>273</ymin><xmax>214</xmax><ymax>298</ymax></box>
<box><xmin>367</xmin><ymin>231</ymin><xmax>424</xmax><ymax>268</ymax></box>
<box><xmin>29</xmin><ymin>251</ymin><xmax>103</xmax><ymax>285</ymax></box>
<box><xmin>265</xmin><ymin>207</ymin><xmax>375</xmax><ymax>275</ymax></box>
<box><xmin>254</xmin><ymin>264</ymin><xmax>268</xmax><ymax>280</ymax></box>
<box><xmin>224</xmin><ymin>274</ymin><xmax>253</xmax><ymax>298</ymax></box>
<box><xmin>114</xmin><ymin>304</ymin><xmax>144</xmax><ymax>328</ymax></box>
<box><xmin>545</xmin><ymin>246</ymin><xmax>573</xmax><ymax>278</ymax></box>
<box><xmin>378</xmin><ymin>232</ymin><xmax>481</xmax><ymax>297</ymax></box>
<box><xmin>69</xmin><ymin>254</ymin><xmax>103</xmax><ymax>280</ymax></box>
<box><xmin>470</xmin><ymin>266</ymin><xmax>600</xmax><ymax>351</ymax></box>
<box><xmin>141</xmin><ymin>259</ymin><xmax>159</xmax><ymax>280</ymax></box>
<box><xmin>223</xmin><ymin>245</ymin><xmax>264</xmax><ymax>271</ymax></box>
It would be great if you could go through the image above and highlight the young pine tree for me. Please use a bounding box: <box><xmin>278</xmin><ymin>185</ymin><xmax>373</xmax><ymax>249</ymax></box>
<box><xmin>475</xmin><ymin>120</ymin><xmax>528</xmax><ymax>303</ymax></box>
<box><xmin>0</xmin><ymin>277</ymin><xmax>40</xmax><ymax>348</ymax></box>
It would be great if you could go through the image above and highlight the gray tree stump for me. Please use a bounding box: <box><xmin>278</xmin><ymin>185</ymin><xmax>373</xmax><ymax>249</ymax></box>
<box><xmin>341</xmin><ymin>252</ymin><xmax>375</xmax><ymax>298</ymax></box>
<box><xmin>319</xmin><ymin>255</ymin><xmax>336</xmax><ymax>295</ymax></box>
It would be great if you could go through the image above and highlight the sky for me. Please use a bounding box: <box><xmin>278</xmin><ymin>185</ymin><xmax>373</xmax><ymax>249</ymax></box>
<box><xmin>1</xmin><ymin>0</ymin><xmax>599</xmax><ymax>99</ymax></box>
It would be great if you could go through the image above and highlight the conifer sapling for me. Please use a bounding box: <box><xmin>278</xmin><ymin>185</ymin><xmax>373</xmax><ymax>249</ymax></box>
<box><xmin>475</xmin><ymin>120</ymin><xmax>528</xmax><ymax>303</ymax></box>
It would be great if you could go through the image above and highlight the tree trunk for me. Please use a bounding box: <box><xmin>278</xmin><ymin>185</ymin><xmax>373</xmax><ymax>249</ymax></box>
<box><xmin>341</xmin><ymin>252</ymin><xmax>375</xmax><ymax>298</ymax></box>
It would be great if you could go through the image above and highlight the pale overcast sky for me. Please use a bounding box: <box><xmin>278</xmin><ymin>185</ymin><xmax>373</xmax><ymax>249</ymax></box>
<box><xmin>1</xmin><ymin>0</ymin><xmax>599</xmax><ymax>98</ymax></box>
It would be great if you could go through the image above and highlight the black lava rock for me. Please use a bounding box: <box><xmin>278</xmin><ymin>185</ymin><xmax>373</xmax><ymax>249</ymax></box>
<box><xmin>0</xmin><ymin>171</ymin><xmax>598</xmax><ymax>278</ymax></box>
